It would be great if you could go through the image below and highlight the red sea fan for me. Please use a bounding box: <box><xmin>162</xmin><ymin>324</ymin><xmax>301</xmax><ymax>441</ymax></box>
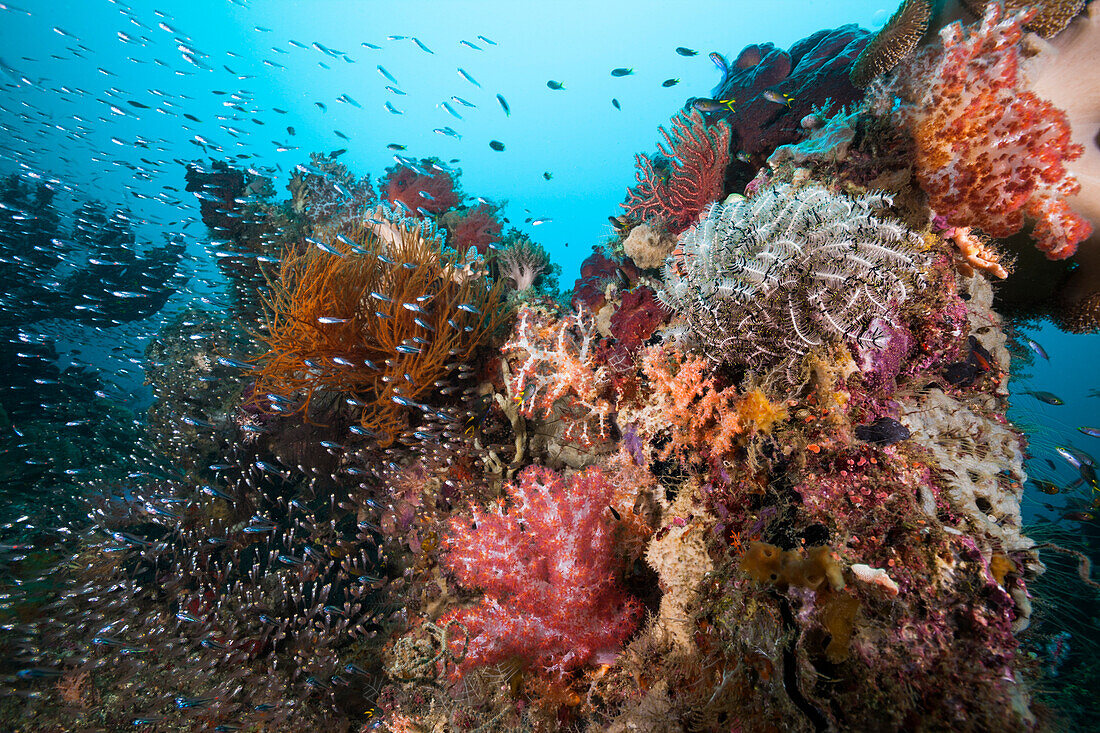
<box><xmin>622</xmin><ymin>109</ymin><xmax>732</xmax><ymax>234</ymax></box>
<box><xmin>909</xmin><ymin>4</ymin><xmax>1091</xmax><ymax>259</ymax></box>
<box><xmin>439</xmin><ymin>465</ymin><xmax>642</xmax><ymax>680</ymax></box>
<box><xmin>380</xmin><ymin>164</ymin><xmax>461</xmax><ymax>216</ymax></box>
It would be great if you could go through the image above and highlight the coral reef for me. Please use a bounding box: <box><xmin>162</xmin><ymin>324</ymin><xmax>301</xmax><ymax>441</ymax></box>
<box><xmin>622</xmin><ymin>110</ymin><xmax>731</xmax><ymax>234</ymax></box>
<box><xmin>252</xmin><ymin>213</ymin><xmax>508</xmax><ymax>449</ymax></box>
<box><xmin>707</xmin><ymin>25</ymin><xmax>869</xmax><ymax>159</ymax></box>
<box><xmin>380</xmin><ymin>160</ymin><xmax>462</xmax><ymax>217</ymax></box>
<box><xmin>658</xmin><ymin>183</ymin><xmax>924</xmax><ymax>390</ymax></box>
<box><xmin>849</xmin><ymin>0</ymin><xmax>932</xmax><ymax>87</ymax></box>
<box><xmin>438</xmin><ymin>465</ymin><xmax>643</xmax><ymax>680</ymax></box>
<box><xmin>880</xmin><ymin>4</ymin><xmax>1092</xmax><ymax>259</ymax></box>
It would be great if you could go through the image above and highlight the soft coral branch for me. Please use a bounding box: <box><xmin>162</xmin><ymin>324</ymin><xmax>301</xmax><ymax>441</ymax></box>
<box><xmin>440</xmin><ymin>466</ymin><xmax>642</xmax><ymax>680</ymax></box>
<box><xmin>907</xmin><ymin>5</ymin><xmax>1091</xmax><ymax>259</ymax></box>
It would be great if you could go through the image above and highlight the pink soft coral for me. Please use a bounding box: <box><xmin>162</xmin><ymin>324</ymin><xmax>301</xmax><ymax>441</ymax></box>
<box><xmin>622</xmin><ymin>110</ymin><xmax>731</xmax><ymax>234</ymax></box>
<box><xmin>380</xmin><ymin>163</ymin><xmax>461</xmax><ymax>216</ymax></box>
<box><xmin>907</xmin><ymin>5</ymin><xmax>1091</xmax><ymax>259</ymax></box>
<box><xmin>439</xmin><ymin>465</ymin><xmax>642</xmax><ymax>680</ymax></box>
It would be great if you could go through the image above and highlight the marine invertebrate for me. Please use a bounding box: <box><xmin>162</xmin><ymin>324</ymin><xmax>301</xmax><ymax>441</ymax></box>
<box><xmin>439</xmin><ymin>465</ymin><xmax>643</xmax><ymax>679</ymax></box>
<box><xmin>961</xmin><ymin>0</ymin><xmax>1087</xmax><ymax>38</ymax></box>
<box><xmin>739</xmin><ymin>541</ymin><xmax>845</xmax><ymax>591</ymax></box>
<box><xmin>287</xmin><ymin>151</ymin><xmax>376</xmax><ymax>225</ymax></box>
<box><xmin>439</xmin><ymin>202</ymin><xmax>503</xmax><ymax>254</ymax></box>
<box><xmin>849</xmin><ymin>0</ymin><xmax>932</xmax><ymax>88</ymax></box>
<box><xmin>502</xmin><ymin>305</ymin><xmax>614</xmax><ymax>447</ymax></box>
<box><xmin>630</xmin><ymin>345</ymin><xmax>786</xmax><ymax>463</ymax></box>
<box><xmin>380</xmin><ymin>160</ymin><xmax>461</xmax><ymax>216</ymax></box>
<box><xmin>943</xmin><ymin>225</ymin><xmax>1010</xmax><ymax>279</ymax></box>
<box><xmin>907</xmin><ymin>4</ymin><xmax>1091</xmax><ymax>258</ymax></box>
<box><xmin>706</xmin><ymin>26</ymin><xmax>870</xmax><ymax>158</ymax></box>
<box><xmin>622</xmin><ymin>110</ymin><xmax>731</xmax><ymax>233</ymax></box>
<box><xmin>659</xmin><ymin>183</ymin><xmax>924</xmax><ymax>391</ymax></box>
<box><xmin>251</xmin><ymin>214</ymin><xmax>508</xmax><ymax>448</ymax></box>
<box><xmin>495</xmin><ymin>237</ymin><xmax>547</xmax><ymax>291</ymax></box>
<box><xmin>621</xmin><ymin>221</ymin><xmax>676</xmax><ymax>269</ymax></box>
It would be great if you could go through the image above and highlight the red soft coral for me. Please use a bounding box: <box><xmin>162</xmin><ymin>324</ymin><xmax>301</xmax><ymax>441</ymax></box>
<box><xmin>908</xmin><ymin>5</ymin><xmax>1091</xmax><ymax>259</ymax></box>
<box><xmin>439</xmin><ymin>466</ymin><xmax>642</xmax><ymax>680</ymax></box>
<box><xmin>442</xmin><ymin>203</ymin><xmax>502</xmax><ymax>254</ymax></box>
<box><xmin>622</xmin><ymin>110</ymin><xmax>732</xmax><ymax>234</ymax></box>
<box><xmin>380</xmin><ymin>163</ymin><xmax>461</xmax><ymax>216</ymax></box>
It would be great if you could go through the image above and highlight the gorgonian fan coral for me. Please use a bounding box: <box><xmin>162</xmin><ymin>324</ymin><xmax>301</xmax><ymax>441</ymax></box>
<box><xmin>251</xmin><ymin>214</ymin><xmax>508</xmax><ymax>448</ymax></box>
<box><xmin>438</xmin><ymin>465</ymin><xmax>643</xmax><ymax>680</ymax></box>
<box><xmin>890</xmin><ymin>4</ymin><xmax>1091</xmax><ymax>258</ymax></box>
<box><xmin>622</xmin><ymin>109</ymin><xmax>731</xmax><ymax>234</ymax></box>
<box><xmin>439</xmin><ymin>202</ymin><xmax>503</xmax><ymax>254</ymax></box>
<box><xmin>658</xmin><ymin>183</ymin><xmax>924</xmax><ymax>391</ymax></box>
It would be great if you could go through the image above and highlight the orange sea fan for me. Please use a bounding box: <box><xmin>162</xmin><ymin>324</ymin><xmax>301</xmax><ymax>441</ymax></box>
<box><xmin>251</xmin><ymin>215</ymin><xmax>509</xmax><ymax>447</ymax></box>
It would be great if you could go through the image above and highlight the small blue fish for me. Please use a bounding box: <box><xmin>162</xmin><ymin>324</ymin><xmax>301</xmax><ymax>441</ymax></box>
<box><xmin>460</xmin><ymin>39</ymin><xmax>482</xmax><ymax>50</ymax></box>
<box><xmin>546</xmin><ymin>80</ymin><xmax>565</xmax><ymax>90</ymax></box>
<box><xmin>611</xmin><ymin>67</ymin><xmax>633</xmax><ymax>77</ymax></box>
<box><xmin>1022</xmin><ymin>336</ymin><xmax>1049</xmax><ymax>360</ymax></box>
<box><xmin>457</xmin><ymin>67</ymin><xmax>481</xmax><ymax>87</ymax></box>
<box><xmin>1025</xmin><ymin>390</ymin><xmax>1064</xmax><ymax>405</ymax></box>
<box><xmin>612</xmin><ymin>98</ymin><xmax>621</xmax><ymax>110</ymax></box>
<box><xmin>441</xmin><ymin>101</ymin><xmax>462</xmax><ymax>119</ymax></box>
<box><xmin>384</xmin><ymin>101</ymin><xmax>402</xmax><ymax>115</ymax></box>
<box><xmin>377</xmin><ymin>65</ymin><xmax>398</xmax><ymax>84</ymax></box>
<box><xmin>477</xmin><ymin>34</ymin><xmax>497</xmax><ymax>45</ymax></box>
<box><xmin>1080</xmin><ymin>426</ymin><xmax>1100</xmax><ymax>438</ymax></box>
<box><xmin>497</xmin><ymin>93</ymin><xmax>510</xmax><ymax>116</ymax></box>
<box><xmin>662</xmin><ymin>77</ymin><xmax>680</xmax><ymax>87</ymax></box>
<box><xmin>676</xmin><ymin>47</ymin><xmax>698</xmax><ymax>56</ymax></box>
<box><xmin>457</xmin><ymin>303</ymin><xmax>482</xmax><ymax>315</ymax></box>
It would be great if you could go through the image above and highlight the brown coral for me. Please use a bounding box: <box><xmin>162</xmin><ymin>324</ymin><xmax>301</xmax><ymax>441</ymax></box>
<box><xmin>850</xmin><ymin>0</ymin><xmax>932</xmax><ymax>88</ymax></box>
<box><xmin>252</xmin><ymin>215</ymin><xmax>508</xmax><ymax>447</ymax></box>
<box><xmin>961</xmin><ymin>0</ymin><xmax>1087</xmax><ymax>37</ymax></box>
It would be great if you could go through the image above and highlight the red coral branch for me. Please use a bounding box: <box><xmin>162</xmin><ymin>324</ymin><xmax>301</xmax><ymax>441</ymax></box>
<box><xmin>910</xmin><ymin>5</ymin><xmax>1091</xmax><ymax>259</ymax></box>
<box><xmin>622</xmin><ymin>110</ymin><xmax>731</xmax><ymax>234</ymax></box>
<box><xmin>439</xmin><ymin>466</ymin><xmax>642</xmax><ymax>680</ymax></box>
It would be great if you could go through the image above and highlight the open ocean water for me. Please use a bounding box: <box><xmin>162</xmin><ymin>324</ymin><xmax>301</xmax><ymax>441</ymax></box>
<box><xmin>1</xmin><ymin>1</ymin><xmax>1098</xmax><ymax>731</ymax></box>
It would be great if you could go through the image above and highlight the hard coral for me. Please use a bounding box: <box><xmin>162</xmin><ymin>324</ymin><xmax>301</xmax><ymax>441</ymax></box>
<box><xmin>904</xmin><ymin>4</ymin><xmax>1092</xmax><ymax>258</ymax></box>
<box><xmin>622</xmin><ymin>110</ymin><xmax>731</xmax><ymax>234</ymax></box>
<box><xmin>439</xmin><ymin>465</ymin><xmax>643</xmax><ymax>680</ymax></box>
<box><xmin>849</xmin><ymin>0</ymin><xmax>932</xmax><ymax>88</ymax></box>
<box><xmin>251</xmin><ymin>215</ymin><xmax>508</xmax><ymax>448</ymax></box>
<box><xmin>708</xmin><ymin>26</ymin><xmax>870</xmax><ymax>157</ymax></box>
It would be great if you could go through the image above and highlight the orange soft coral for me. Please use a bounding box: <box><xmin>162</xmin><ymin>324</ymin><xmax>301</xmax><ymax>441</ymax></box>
<box><xmin>908</xmin><ymin>4</ymin><xmax>1091</xmax><ymax>259</ymax></box>
<box><xmin>634</xmin><ymin>346</ymin><xmax>786</xmax><ymax>463</ymax></box>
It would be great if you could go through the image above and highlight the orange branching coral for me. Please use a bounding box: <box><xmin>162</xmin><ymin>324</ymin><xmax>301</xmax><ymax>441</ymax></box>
<box><xmin>635</xmin><ymin>346</ymin><xmax>787</xmax><ymax>462</ymax></box>
<box><xmin>908</xmin><ymin>4</ymin><xmax>1091</xmax><ymax>259</ymax></box>
<box><xmin>252</xmin><ymin>214</ymin><xmax>508</xmax><ymax>447</ymax></box>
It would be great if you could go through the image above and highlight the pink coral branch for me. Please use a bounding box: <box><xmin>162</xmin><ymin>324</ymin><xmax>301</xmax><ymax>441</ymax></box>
<box><xmin>440</xmin><ymin>466</ymin><xmax>642</xmax><ymax>679</ymax></box>
<box><xmin>623</xmin><ymin>110</ymin><xmax>731</xmax><ymax>234</ymax></box>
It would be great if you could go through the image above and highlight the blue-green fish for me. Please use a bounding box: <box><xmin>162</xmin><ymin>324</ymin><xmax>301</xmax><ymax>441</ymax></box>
<box><xmin>611</xmin><ymin>67</ymin><xmax>633</xmax><ymax>77</ymax></box>
<box><xmin>546</xmin><ymin>80</ymin><xmax>565</xmax><ymax>90</ymax></box>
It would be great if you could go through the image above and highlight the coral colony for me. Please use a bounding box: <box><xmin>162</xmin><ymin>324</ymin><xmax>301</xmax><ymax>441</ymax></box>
<box><xmin>5</xmin><ymin>2</ymin><xmax>1100</xmax><ymax>732</ymax></box>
